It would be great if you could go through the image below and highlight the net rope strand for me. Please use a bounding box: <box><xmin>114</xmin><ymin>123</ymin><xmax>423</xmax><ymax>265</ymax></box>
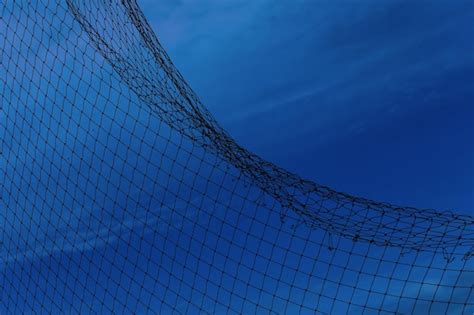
<box><xmin>1</xmin><ymin>0</ymin><xmax>473</xmax><ymax>314</ymax></box>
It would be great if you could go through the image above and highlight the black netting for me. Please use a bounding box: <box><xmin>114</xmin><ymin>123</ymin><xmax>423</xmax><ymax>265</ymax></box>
<box><xmin>1</xmin><ymin>1</ymin><xmax>473</xmax><ymax>314</ymax></box>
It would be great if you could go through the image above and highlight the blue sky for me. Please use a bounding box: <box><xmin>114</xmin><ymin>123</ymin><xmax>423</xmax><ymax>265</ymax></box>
<box><xmin>138</xmin><ymin>0</ymin><xmax>474</xmax><ymax>213</ymax></box>
<box><xmin>1</xmin><ymin>0</ymin><xmax>473</xmax><ymax>314</ymax></box>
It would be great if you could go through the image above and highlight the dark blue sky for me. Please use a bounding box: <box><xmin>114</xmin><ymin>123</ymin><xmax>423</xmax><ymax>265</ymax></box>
<box><xmin>139</xmin><ymin>0</ymin><xmax>474</xmax><ymax>214</ymax></box>
<box><xmin>2</xmin><ymin>1</ymin><xmax>473</xmax><ymax>314</ymax></box>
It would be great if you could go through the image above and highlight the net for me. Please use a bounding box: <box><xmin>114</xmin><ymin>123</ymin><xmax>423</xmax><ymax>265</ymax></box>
<box><xmin>1</xmin><ymin>1</ymin><xmax>473</xmax><ymax>314</ymax></box>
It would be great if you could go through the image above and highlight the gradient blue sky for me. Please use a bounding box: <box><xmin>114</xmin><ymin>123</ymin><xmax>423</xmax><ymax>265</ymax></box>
<box><xmin>138</xmin><ymin>0</ymin><xmax>474</xmax><ymax>214</ymax></box>
<box><xmin>2</xmin><ymin>1</ymin><xmax>473</xmax><ymax>314</ymax></box>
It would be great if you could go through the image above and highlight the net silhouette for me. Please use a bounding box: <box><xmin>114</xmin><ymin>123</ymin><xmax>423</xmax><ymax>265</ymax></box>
<box><xmin>1</xmin><ymin>1</ymin><xmax>473</xmax><ymax>314</ymax></box>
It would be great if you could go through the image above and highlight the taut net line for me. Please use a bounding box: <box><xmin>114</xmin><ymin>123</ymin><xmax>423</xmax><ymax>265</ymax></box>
<box><xmin>1</xmin><ymin>1</ymin><xmax>473</xmax><ymax>314</ymax></box>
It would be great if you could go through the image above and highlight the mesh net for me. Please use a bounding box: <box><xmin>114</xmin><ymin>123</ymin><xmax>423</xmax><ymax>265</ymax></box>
<box><xmin>1</xmin><ymin>1</ymin><xmax>473</xmax><ymax>314</ymax></box>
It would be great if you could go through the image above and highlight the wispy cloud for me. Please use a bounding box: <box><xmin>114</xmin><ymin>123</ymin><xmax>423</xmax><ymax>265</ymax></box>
<box><xmin>138</xmin><ymin>0</ymin><xmax>474</xmax><ymax>149</ymax></box>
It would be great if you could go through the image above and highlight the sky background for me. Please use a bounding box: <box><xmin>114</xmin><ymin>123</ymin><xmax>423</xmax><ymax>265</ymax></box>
<box><xmin>2</xmin><ymin>0</ymin><xmax>473</xmax><ymax>314</ymax></box>
<box><xmin>138</xmin><ymin>0</ymin><xmax>474</xmax><ymax>214</ymax></box>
